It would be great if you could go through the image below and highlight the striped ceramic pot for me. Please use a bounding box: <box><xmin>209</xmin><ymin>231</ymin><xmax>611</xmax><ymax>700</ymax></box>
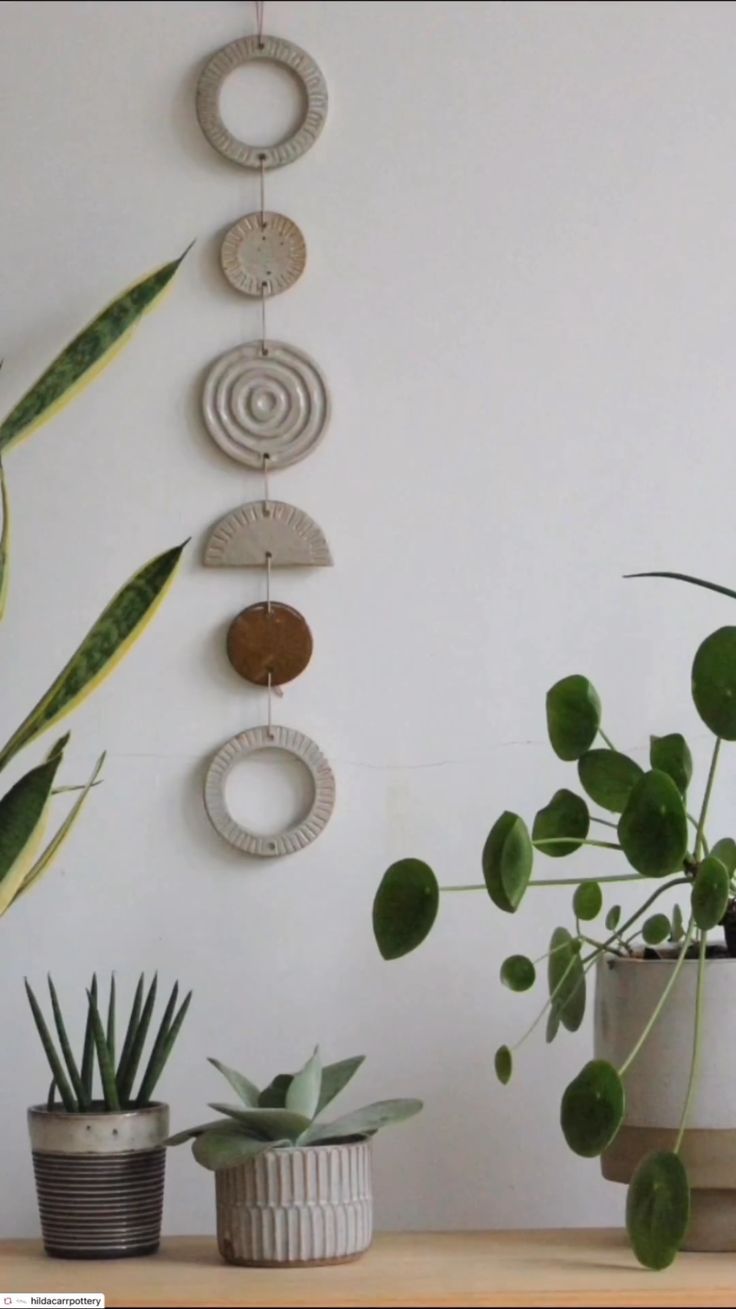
<box><xmin>28</xmin><ymin>1102</ymin><xmax>168</xmax><ymax>1259</ymax></box>
<box><xmin>215</xmin><ymin>1141</ymin><xmax>373</xmax><ymax>1266</ymax></box>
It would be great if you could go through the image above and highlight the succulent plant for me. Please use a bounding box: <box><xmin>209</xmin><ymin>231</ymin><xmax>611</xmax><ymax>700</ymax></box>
<box><xmin>166</xmin><ymin>1048</ymin><xmax>422</xmax><ymax>1170</ymax></box>
<box><xmin>26</xmin><ymin>974</ymin><xmax>191</xmax><ymax>1112</ymax></box>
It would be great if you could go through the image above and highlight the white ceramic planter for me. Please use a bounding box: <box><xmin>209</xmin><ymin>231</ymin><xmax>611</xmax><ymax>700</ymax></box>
<box><xmin>595</xmin><ymin>955</ymin><xmax>736</xmax><ymax>1251</ymax></box>
<box><xmin>215</xmin><ymin>1141</ymin><xmax>372</xmax><ymax>1267</ymax></box>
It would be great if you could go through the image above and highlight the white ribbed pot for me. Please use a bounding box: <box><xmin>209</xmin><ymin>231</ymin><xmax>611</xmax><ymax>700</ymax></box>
<box><xmin>215</xmin><ymin>1141</ymin><xmax>373</xmax><ymax>1267</ymax></box>
<box><xmin>595</xmin><ymin>955</ymin><xmax>736</xmax><ymax>1252</ymax></box>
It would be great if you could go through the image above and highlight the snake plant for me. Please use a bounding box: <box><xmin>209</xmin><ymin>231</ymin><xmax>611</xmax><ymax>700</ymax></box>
<box><xmin>373</xmin><ymin>617</ymin><xmax>736</xmax><ymax>1271</ymax></box>
<box><xmin>0</xmin><ymin>251</ymin><xmax>188</xmax><ymax>917</ymax></box>
<box><xmin>166</xmin><ymin>1048</ymin><xmax>422</xmax><ymax>1170</ymax></box>
<box><xmin>26</xmin><ymin>973</ymin><xmax>191</xmax><ymax>1112</ymax></box>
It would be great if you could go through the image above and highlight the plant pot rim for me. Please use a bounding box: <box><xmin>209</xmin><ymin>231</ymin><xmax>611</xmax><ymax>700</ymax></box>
<box><xmin>28</xmin><ymin>1101</ymin><xmax>168</xmax><ymax>1120</ymax></box>
<box><xmin>208</xmin><ymin>1137</ymin><xmax>371</xmax><ymax>1169</ymax></box>
<box><xmin>599</xmin><ymin>952</ymin><xmax>736</xmax><ymax>968</ymax></box>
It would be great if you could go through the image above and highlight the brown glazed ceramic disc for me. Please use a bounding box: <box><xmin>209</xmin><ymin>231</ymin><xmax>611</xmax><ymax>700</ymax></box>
<box><xmin>226</xmin><ymin>602</ymin><xmax>313</xmax><ymax>686</ymax></box>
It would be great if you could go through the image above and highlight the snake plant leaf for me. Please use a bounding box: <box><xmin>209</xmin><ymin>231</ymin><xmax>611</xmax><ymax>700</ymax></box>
<box><xmin>618</xmin><ymin>771</ymin><xmax>688</xmax><ymax>877</ymax></box>
<box><xmin>483</xmin><ymin>812</ymin><xmax>533</xmax><ymax>913</ymax></box>
<box><xmin>47</xmin><ymin>975</ymin><xmax>89</xmax><ymax>1111</ymax></box>
<box><xmin>500</xmin><ymin>955</ymin><xmax>536</xmax><ymax>992</ymax></box>
<box><xmin>0</xmin><ymin>250</ymin><xmax>189</xmax><ymax>456</ymax></box>
<box><xmin>494</xmin><ymin>1046</ymin><xmax>513</xmax><ymax>1085</ymax></box>
<box><xmin>300</xmin><ymin>1099</ymin><xmax>423</xmax><ymax>1146</ymax></box>
<box><xmin>117</xmin><ymin>974</ymin><xmax>157</xmax><ymax>1105</ymax></box>
<box><xmin>165</xmin><ymin>1119</ymin><xmax>243</xmax><ymax>1147</ymax></box>
<box><xmin>24</xmin><ymin>979</ymin><xmax>77</xmax><ymax>1112</ymax></box>
<box><xmin>208</xmin><ymin>1103</ymin><xmax>311</xmax><ymax>1142</ymax></box>
<box><xmin>577</xmin><ymin>750</ymin><xmax>643</xmax><ymax>814</ymax></box>
<box><xmin>546</xmin><ymin>675</ymin><xmax>601</xmax><ymax>761</ymax></box>
<box><xmin>692</xmin><ymin>627</ymin><xmax>736</xmax><ymax>739</ymax></box>
<box><xmin>626</xmin><ymin>570</ymin><xmax>736</xmax><ymax>602</ymax></box>
<box><xmin>0</xmin><ymin>462</ymin><xmax>9</xmax><ymax>621</ymax></box>
<box><xmin>193</xmin><ymin>1131</ymin><xmax>287</xmax><ymax>1172</ymax></box>
<box><xmin>626</xmin><ymin>1150</ymin><xmax>690</xmax><ymax>1270</ymax></box>
<box><xmin>650</xmin><ymin>734</ymin><xmax>693</xmax><ymax>798</ymax></box>
<box><xmin>316</xmin><ymin>1056</ymin><xmax>365</xmax><ymax>1115</ymax></box>
<box><xmin>573</xmin><ymin>881</ymin><xmax>602</xmax><ymax>922</ymax></box>
<box><xmin>81</xmin><ymin>974</ymin><xmax>98</xmax><ymax>1104</ymax></box>
<box><xmin>136</xmin><ymin>988</ymin><xmax>192</xmax><ymax>1108</ymax></box>
<box><xmin>711</xmin><ymin>838</ymin><xmax>736</xmax><ymax>876</ymax></box>
<box><xmin>116</xmin><ymin>974</ymin><xmax>143</xmax><ymax>1088</ymax></box>
<box><xmin>560</xmin><ymin>1060</ymin><xmax>625</xmax><ymax>1158</ymax></box>
<box><xmin>286</xmin><ymin>1047</ymin><xmax>322</xmax><ymax>1121</ymax></box>
<box><xmin>0</xmin><ymin>750</ymin><xmax>64</xmax><ymax>916</ymax></box>
<box><xmin>9</xmin><ymin>752</ymin><xmax>105</xmax><ymax>907</ymax></box>
<box><xmin>532</xmin><ymin>789</ymin><xmax>589</xmax><ymax>858</ymax></box>
<box><xmin>0</xmin><ymin>541</ymin><xmax>187</xmax><ymax>773</ymax></box>
<box><xmin>86</xmin><ymin>989</ymin><xmax>120</xmax><ymax>1111</ymax></box>
<box><xmin>642</xmin><ymin>913</ymin><xmax>671</xmax><ymax>945</ymax></box>
<box><xmin>258</xmin><ymin>1073</ymin><xmax>293</xmax><ymax>1109</ymax></box>
<box><xmin>548</xmin><ymin>927</ymin><xmax>585</xmax><ymax>1032</ymax></box>
<box><xmin>373</xmin><ymin>858</ymin><xmax>440</xmax><ymax>959</ymax></box>
<box><xmin>691</xmin><ymin>856</ymin><xmax>730</xmax><ymax>931</ymax></box>
<box><xmin>208</xmin><ymin>1060</ymin><xmax>260</xmax><ymax>1108</ymax></box>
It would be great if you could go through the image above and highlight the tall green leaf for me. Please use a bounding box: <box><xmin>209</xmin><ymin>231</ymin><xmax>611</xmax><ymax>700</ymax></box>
<box><xmin>86</xmin><ymin>989</ymin><xmax>120</xmax><ymax>1111</ymax></box>
<box><xmin>81</xmin><ymin>974</ymin><xmax>98</xmax><ymax>1104</ymax></box>
<box><xmin>135</xmin><ymin>988</ymin><xmax>192</xmax><ymax>1107</ymax></box>
<box><xmin>47</xmin><ymin>975</ymin><xmax>89</xmax><ymax>1111</ymax></box>
<box><xmin>0</xmin><ymin>542</ymin><xmax>187</xmax><ymax>772</ymax></box>
<box><xmin>116</xmin><ymin>974</ymin><xmax>143</xmax><ymax>1087</ymax></box>
<box><xmin>25</xmin><ymin>979</ymin><xmax>77</xmax><ymax>1112</ymax></box>
<box><xmin>0</xmin><ymin>462</ymin><xmax>9</xmax><ymax>620</ymax></box>
<box><xmin>0</xmin><ymin>250</ymin><xmax>189</xmax><ymax>455</ymax></box>
<box><xmin>10</xmin><ymin>752</ymin><xmax>105</xmax><ymax>907</ymax></box>
<box><xmin>117</xmin><ymin>973</ymin><xmax>158</xmax><ymax>1104</ymax></box>
<box><xmin>0</xmin><ymin>751</ymin><xmax>64</xmax><ymax>915</ymax></box>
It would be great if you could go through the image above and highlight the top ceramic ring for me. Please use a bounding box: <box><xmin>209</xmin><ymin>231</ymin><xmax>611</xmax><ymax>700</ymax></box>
<box><xmin>196</xmin><ymin>35</ymin><xmax>328</xmax><ymax>170</ymax></box>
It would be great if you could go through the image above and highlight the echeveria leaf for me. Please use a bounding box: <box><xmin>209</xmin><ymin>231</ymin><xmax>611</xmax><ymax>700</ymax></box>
<box><xmin>650</xmin><ymin>734</ymin><xmax>693</xmax><ymax>797</ymax></box>
<box><xmin>500</xmin><ymin>955</ymin><xmax>536</xmax><ymax>992</ymax></box>
<box><xmin>573</xmin><ymin>881</ymin><xmax>602</xmax><ymax>922</ymax></box>
<box><xmin>642</xmin><ymin>913</ymin><xmax>671</xmax><ymax>945</ymax></box>
<box><xmin>692</xmin><ymin>627</ymin><xmax>736</xmax><ymax>739</ymax></box>
<box><xmin>0</xmin><ymin>252</ymin><xmax>188</xmax><ymax>455</ymax></box>
<box><xmin>208</xmin><ymin>1102</ymin><xmax>310</xmax><ymax>1142</ymax></box>
<box><xmin>532</xmin><ymin>789</ymin><xmax>589</xmax><ymax>858</ymax></box>
<box><xmin>286</xmin><ymin>1047</ymin><xmax>322</xmax><ymax>1121</ymax></box>
<box><xmin>0</xmin><ymin>750</ymin><xmax>64</xmax><ymax>915</ymax></box>
<box><xmin>164</xmin><ymin>1119</ymin><xmax>243</xmax><ymax>1147</ymax></box>
<box><xmin>373</xmin><ymin>858</ymin><xmax>439</xmax><ymax>960</ymax></box>
<box><xmin>300</xmin><ymin>1098</ymin><xmax>423</xmax><ymax>1146</ymax></box>
<box><xmin>546</xmin><ymin>675</ymin><xmax>601</xmax><ymax>761</ymax></box>
<box><xmin>193</xmin><ymin>1131</ymin><xmax>286</xmax><ymax>1171</ymax></box>
<box><xmin>618</xmin><ymin>770</ymin><xmax>688</xmax><ymax>877</ymax></box>
<box><xmin>560</xmin><ymin>1060</ymin><xmax>625</xmax><ymax>1157</ymax></box>
<box><xmin>483</xmin><ymin>812</ymin><xmax>533</xmax><ymax>913</ymax></box>
<box><xmin>0</xmin><ymin>542</ymin><xmax>187</xmax><ymax>772</ymax></box>
<box><xmin>626</xmin><ymin>1150</ymin><xmax>690</xmax><ymax>1270</ymax></box>
<box><xmin>548</xmin><ymin>927</ymin><xmax>585</xmax><ymax>1032</ymax></box>
<box><xmin>577</xmin><ymin>750</ymin><xmax>643</xmax><ymax>813</ymax></box>
<box><xmin>316</xmin><ymin>1056</ymin><xmax>365</xmax><ymax>1115</ymax></box>
<box><xmin>494</xmin><ymin>1046</ymin><xmax>512</xmax><ymax>1084</ymax></box>
<box><xmin>711</xmin><ymin>838</ymin><xmax>736</xmax><ymax>877</ymax></box>
<box><xmin>691</xmin><ymin>855</ymin><xmax>730</xmax><ymax>931</ymax></box>
<box><xmin>258</xmin><ymin>1073</ymin><xmax>293</xmax><ymax>1109</ymax></box>
<box><xmin>208</xmin><ymin>1058</ymin><xmax>260</xmax><ymax>1108</ymax></box>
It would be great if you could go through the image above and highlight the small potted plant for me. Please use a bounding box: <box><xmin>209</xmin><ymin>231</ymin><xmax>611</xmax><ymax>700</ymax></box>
<box><xmin>167</xmin><ymin>1047</ymin><xmax>422</xmax><ymax>1267</ymax></box>
<box><xmin>373</xmin><ymin>620</ymin><xmax>736</xmax><ymax>1269</ymax></box>
<box><xmin>26</xmin><ymin>973</ymin><xmax>191</xmax><ymax>1259</ymax></box>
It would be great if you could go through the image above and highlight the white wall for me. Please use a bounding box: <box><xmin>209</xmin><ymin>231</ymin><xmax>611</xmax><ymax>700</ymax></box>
<box><xmin>2</xmin><ymin>0</ymin><xmax>736</xmax><ymax>1237</ymax></box>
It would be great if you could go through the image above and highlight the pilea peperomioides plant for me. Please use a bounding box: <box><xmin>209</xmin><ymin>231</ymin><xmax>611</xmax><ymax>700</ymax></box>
<box><xmin>166</xmin><ymin>1048</ymin><xmax>422</xmax><ymax>1169</ymax></box>
<box><xmin>373</xmin><ymin>622</ymin><xmax>736</xmax><ymax>1270</ymax></box>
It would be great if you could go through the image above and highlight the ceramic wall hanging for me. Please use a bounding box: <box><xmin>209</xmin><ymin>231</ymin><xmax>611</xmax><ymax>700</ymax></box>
<box><xmin>196</xmin><ymin>3</ymin><xmax>334</xmax><ymax>857</ymax></box>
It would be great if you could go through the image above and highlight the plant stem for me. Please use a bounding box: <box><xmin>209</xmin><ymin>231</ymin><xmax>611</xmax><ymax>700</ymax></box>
<box><xmin>674</xmin><ymin>929</ymin><xmax>708</xmax><ymax>1154</ymax></box>
<box><xmin>599</xmin><ymin>878</ymin><xmax>691</xmax><ymax>953</ymax></box>
<box><xmin>533</xmin><ymin>837</ymin><xmax>622</xmax><ymax>851</ymax></box>
<box><xmin>590</xmin><ymin>816</ymin><xmax>619</xmax><ymax>830</ymax></box>
<box><xmin>599</xmin><ymin>730</ymin><xmax>617</xmax><ymax>751</ymax></box>
<box><xmin>695</xmin><ymin>738</ymin><xmax>721</xmax><ymax>860</ymax></box>
<box><xmin>514</xmin><ymin>948</ymin><xmax>601</xmax><ymax>1051</ymax></box>
<box><xmin>580</xmin><ymin>933</ymin><xmax>625</xmax><ymax>958</ymax></box>
<box><xmin>618</xmin><ymin>919</ymin><xmax>695</xmax><ymax>1077</ymax></box>
<box><xmin>440</xmin><ymin>873</ymin><xmax>643</xmax><ymax>892</ymax></box>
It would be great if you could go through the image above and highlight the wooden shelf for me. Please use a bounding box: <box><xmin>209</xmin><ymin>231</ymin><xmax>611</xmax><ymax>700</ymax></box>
<box><xmin>2</xmin><ymin>1230</ymin><xmax>733</xmax><ymax>1307</ymax></box>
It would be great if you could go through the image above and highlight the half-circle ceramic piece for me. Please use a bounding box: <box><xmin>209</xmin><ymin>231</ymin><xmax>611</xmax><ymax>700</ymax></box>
<box><xmin>204</xmin><ymin>501</ymin><xmax>333</xmax><ymax>568</ymax></box>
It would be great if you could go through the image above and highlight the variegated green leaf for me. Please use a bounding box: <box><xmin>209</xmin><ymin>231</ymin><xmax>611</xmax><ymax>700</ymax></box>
<box><xmin>0</xmin><ymin>750</ymin><xmax>65</xmax><ymax>915</ymax></box>
<box><xmin>0</xmin><ymin>462</ymin><xmax>9</xmax><ymax>621</ymax></box>
<box><xmin>0</xmin><ymin>250</ymin><xmax>190</xmax><ymax>455</ymax></box>
<box><xmin>10</xmin><ymin>752</ymin><xmax>105</xmax><ymax>907</ymax></box>
<box><xmin>0</xmin><ymin>542</ymin><xmax>187</xmax><ymax>772</ymax></box>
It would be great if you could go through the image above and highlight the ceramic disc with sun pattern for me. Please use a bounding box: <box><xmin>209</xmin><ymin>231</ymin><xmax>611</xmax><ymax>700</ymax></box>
<box><xmin>221</xmin><ymin>212</ymin><xmax>306</xmax><ymax>297</ymax></box>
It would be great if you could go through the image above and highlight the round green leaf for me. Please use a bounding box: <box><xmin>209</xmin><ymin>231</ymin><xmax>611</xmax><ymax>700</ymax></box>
<box><xmin>546</xmin><ymin>675</ymin><xmax>602</xmax><ymax>762</ymax></box>
<box><xmin>605</xmin><ymin>904</ymin><xmax>621</xmax><ymax>932</ymax></box>
<box><xmin>532</xmin><ymin>789</ymin><xmax>589</xmax><ymax>859</ymax></box>
<box><xmin>560</xmin><ymin>1060</ymin><xmax>625</xmax><ymax>1158</ymax></box>
<box><xmin>494</xmin><ymin>1045</ymin><xmax>512</xmax><ymax>1085</ymax></box>
<box><xmin>545</xmin><ymin>1005</ymin><xmax>561</xmax><ymax>1045</ymax></box>
<box><xmin>650</xmin><ymin>734</ymin><xmax>693</xmax><ymax>797</ymax></box>
<box><xmin>577</xmin><ymin>750</ymin><xmax>643</xmax><ymax>813</ymax></box>
<box><xmin>642</xmin><ymin>913</ymin><xmax>671</xmax><ymax>946</ymax></box>
<box><xmin>692</xmin><ymin>627</ymin><xmax>736</xmax><ymax>739</ymax></box>
<box><xmin>372</xmin><ymin>859</ymin><xmax>439</xmax><ymax>960</ymax></box>
<box><xmin>573</xmin><ymin>881</ymin><xmax>602</xmax><ymax>922</ymax></box>
<box><xmin>548</xmin><ymin>927</ymin><xmax>586</xmax><ymax>1032</ymax></box>
<box><xmin>482</xmin><ymin>812</ymin><xmax>533</xmax><ymax>914</ymax></box>
<box><xmin>691</xmin><ymin>855</ymin><xmax>730</xmax><ymax>931</ymax></box>
<box><xmin>711</xmin><ymin>837</ymin><xmax>736</xmax><ymax>877</ymax></box>
<box><xmin>500</xmin><ymin>955</ymin><xmax>536</xmax><ymax>992</ymax></box>
<box><xmin>626</xmin><ymin>1150</ymin><xmax>690</xmax><ymax>1270</ymax></box>
<box><xmin>618</xmin><ymin>770</ymin><xmax>688</xmax><ymax>877</ymax></box>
